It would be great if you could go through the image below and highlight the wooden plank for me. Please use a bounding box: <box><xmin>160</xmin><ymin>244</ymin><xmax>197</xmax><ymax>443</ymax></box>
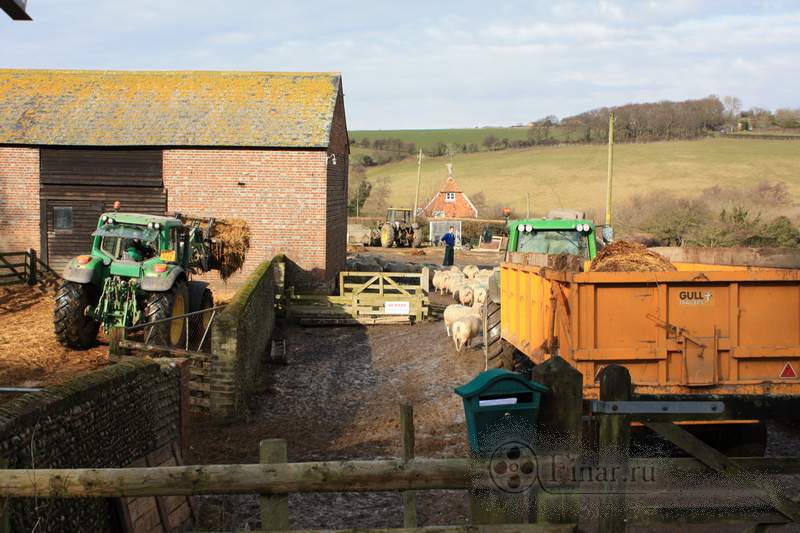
<box><xmin>260</xmin><ymin>439</ymin><xmax>289</xmax><ymax>530</ymax></box>
<box><xmin>188</xmin><ymin>382</ymin><xmax>211</xmax><ymax>393</ymax></box>
<box><xmin>646</xmin><ymin>421</ymin><xmax>800</xmax><ymax>523</ymax></box>
<box><xmin>189</xmin><ymin>397</ymin><xmax>211</xmax><ymax>408</ymax></box>
<box><xmin>205</xmin><ymin>526</ymin><xmax>577</xmax><ymax>533</ymax></box>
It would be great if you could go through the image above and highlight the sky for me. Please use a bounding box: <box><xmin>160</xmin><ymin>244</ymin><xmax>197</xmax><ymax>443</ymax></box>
<box><xmin>2</xmin><ymin>0</ymin><xmax>798</xmax><ymax>129</ymax></box>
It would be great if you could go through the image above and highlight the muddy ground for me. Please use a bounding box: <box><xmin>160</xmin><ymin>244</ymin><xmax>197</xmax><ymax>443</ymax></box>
<box><xmin>0</xmin><ymin>284</ymin><xmax>109</xmax><ymax>390</ymax></box>
<box><xmin>188</xmin><ymin>290</ymin><xmax>485</xmax><ymax>530</ymax></box>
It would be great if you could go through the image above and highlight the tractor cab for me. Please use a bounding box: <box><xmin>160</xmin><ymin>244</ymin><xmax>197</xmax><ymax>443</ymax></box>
<box><xmin>506</xmin><ymin>218</ymin><xmax>598</xmax><ymax>260</ymax></box>
<box><xmin>386</xmin><ymin>208</ymin><xmax>414</xmax><ymax>225</ymax></box>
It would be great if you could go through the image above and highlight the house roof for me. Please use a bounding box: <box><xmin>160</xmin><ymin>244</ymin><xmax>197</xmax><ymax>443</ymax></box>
<box><xmin>0</xmin><ymin>69</ymin><xmax>343</xmax><ymax>148</ymax></box>
<box><xmin>441</xmin><ymin>177</ymin><xmax>461</xmax><ymax>193</ymax></box>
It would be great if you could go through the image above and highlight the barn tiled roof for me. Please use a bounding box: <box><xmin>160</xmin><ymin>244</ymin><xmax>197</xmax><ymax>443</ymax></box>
<box><xmin>0</xmin><ymin>69</ymin><xmax>342</xmax><ymax>148</ymax></box>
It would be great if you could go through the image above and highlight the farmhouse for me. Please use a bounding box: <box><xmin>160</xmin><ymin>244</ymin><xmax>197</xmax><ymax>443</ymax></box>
<box><xmin>0</xmin><ymin>69</ymin><xmax>349</xmax><ymax>284</ymax></box>
<box><xmin>422</xmin><ymin>168</ymin><xmax>478</xmax><ymax>219</ymax></box>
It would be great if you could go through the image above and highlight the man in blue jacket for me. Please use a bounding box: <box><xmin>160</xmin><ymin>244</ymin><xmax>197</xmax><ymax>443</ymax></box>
<box><xmin>441</xmin><ymin>226</ymin><xmax>456</xmax><ymax>266</ymax></box>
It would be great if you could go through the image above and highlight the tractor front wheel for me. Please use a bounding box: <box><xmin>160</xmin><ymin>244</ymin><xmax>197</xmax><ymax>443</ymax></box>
<box><xmin>144</xmin><ymin>281</ymin><xmax>189</xmax><ymax>348</ymax></box>
<box><xmin>54</xmin><ymin>281</ymin><xmax>100</xmax><ymax>349</ymax></box>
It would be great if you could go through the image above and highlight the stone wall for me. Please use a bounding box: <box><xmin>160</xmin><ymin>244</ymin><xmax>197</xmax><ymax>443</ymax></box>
<box><xmin>210</xmin><ymin>256</ymin><xmax>280</xmax><ymax>416</ymax></box>
<box><xmin>0</xmin><ymin>360</ymin><xmax>182</xmax><ymax>532</ymax></box>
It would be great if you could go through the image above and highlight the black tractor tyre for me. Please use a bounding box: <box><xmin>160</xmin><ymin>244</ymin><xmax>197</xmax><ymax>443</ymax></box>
<box><xmin>412</xmin><ymin>228</ymin><xmax>423</xmax><ymax>248</ymax></box>
<box><xmin>380</xmin><ymin>224</ymin><xmax>395</xmax><ymax>248</ymax></box>
<box><xmin>484</xmin><ymin>300</ymin><xmax>515</xmax><ymax>369</ymax></box>
<box><xmin>144</xmin><ymin>280</ymin><xmax>189</xmax><ymax>348</ymax></box>
<box><xmin>54</xmin><ymin>281</ymin><xmax>100</xmax><ymax>349</ymax></box>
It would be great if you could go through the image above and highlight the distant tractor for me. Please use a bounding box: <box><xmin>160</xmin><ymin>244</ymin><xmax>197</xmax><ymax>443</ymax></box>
<box><xmin>55</xmin><ymin>210</ymin><xmax>218</xmax><ymax>349</ymax></box>
<box><xmin>375</xmin><ymin>208</ymin><xmax>422</xmax><ymax>248</ymax></box>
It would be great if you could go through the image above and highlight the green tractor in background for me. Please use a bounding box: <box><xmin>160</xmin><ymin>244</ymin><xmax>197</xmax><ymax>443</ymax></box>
<box><xmin>55</xmin><ymin>210</ymin><xmax>218</xmax><ymax>349</ymax></box>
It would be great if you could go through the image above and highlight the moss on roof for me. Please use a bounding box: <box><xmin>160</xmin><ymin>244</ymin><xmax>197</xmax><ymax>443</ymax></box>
<box><xmin>0</xmin><ymin>69</ymin><xmax>342</xmax><ymax>148</ymax></box>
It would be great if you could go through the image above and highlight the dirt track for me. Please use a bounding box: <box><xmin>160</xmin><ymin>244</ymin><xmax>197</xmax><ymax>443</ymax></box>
<box><xmin>189</xmin><ymin>291</ymin><xmax>485</xmax><ymax>530</ymax></box>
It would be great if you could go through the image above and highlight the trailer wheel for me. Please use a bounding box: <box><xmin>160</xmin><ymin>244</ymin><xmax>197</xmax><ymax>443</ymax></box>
<box><xmin>54</xmin><ymin>281</ymin><xmax>100</xmax><ymax>349</ymax></box>
<box><xmin>144</xmin><ymin>280</ymin><xmax>189</xmax><ymax>348</ymax></box>
<box><xmin>484</xmin><ymin>301</ymin><xmax>514</xmax><ymax>369</ymax></box>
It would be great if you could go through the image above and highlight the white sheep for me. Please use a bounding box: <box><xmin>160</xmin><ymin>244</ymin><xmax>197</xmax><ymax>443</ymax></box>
<box><xmin>452</xmin><ymin>314</ymin><xmax>483</xmax><ymax>352</ymax></box>
<box><xmin>458</xmin><ymin>284</ymin><xmax>474</xmax><ymax>306</ymax></box>
<box><xmin>463</xmin><ymin>265</ymin><xmax>480</xmax><ymax>279</ymax></box>
<box><xmin>473</xmin><ymin>286</ymin><xmax>488</xmax><ymax>306</ymax></box>
<box><xmin>443</xmin><ymin>301</ymin><xmax>482</xmax><ymax>337</ymax></box>
<box><xmin>445</xmin><ymin>273</ymin><xmax>465</xmax><ymax>295</ymax></box>
<box><xmin>432</xmin><ymin>270</ymin><xmax>447</xmax><ymax>294</ymax></box>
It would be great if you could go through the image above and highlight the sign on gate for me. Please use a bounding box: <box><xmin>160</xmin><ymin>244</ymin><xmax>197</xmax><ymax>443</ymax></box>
<box><xmin>385</xmin><ymin>301</ymin><xmax>411</xmax><ymax>315</ymax></box>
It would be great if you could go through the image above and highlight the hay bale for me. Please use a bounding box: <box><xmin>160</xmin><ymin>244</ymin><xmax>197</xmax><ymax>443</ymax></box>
<box><xmin>590</xmin><ymin>241</ymin><xmax>676</xmax><ymax>272</ymax></box>
<box><xmin>212</xmin><ymin>218</ymin><xmax>251</xmax><ymax>280</ymax></box>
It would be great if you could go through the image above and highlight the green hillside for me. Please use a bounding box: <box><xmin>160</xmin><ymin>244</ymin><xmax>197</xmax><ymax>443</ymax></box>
<box><xmin>350</xmin><ymin>126</ymin><xmax>581</xmax><ymax>152</ymax></box>
<box><xmin>358</xmin><ymin>138</ymin><xmax>800</xmax><ymax>219</ymax></box>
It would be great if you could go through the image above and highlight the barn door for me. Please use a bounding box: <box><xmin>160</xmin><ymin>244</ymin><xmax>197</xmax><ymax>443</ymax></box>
<box><xmin>43</xmin><ymin>199</ymin><xmax>103</xmax><ymax>272</ymax></box>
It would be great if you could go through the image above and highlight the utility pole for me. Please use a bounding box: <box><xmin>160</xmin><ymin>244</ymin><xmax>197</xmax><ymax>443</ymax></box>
<box><xmin>604</xmin><ymin>112</ymin><xmax>615</xmax><ymax>241</ymax></box>
<box><xmin>526</xmin><ymin>192</ymin><xmax>531</xmax><ymax>218</ymax></box>
<box><xmin>413</xmin><ymin>148</ymin><xmax>423</xmax><ymax>220</ymax></box>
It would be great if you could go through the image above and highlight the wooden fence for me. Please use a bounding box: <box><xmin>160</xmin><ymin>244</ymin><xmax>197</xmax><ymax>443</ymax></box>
<box><xmin>1</xmin><ymin>359</ymin><xmax>799</xmax><ymax>531</ymax></box>
<box><xmin>286</xmin><ymin>270</ymin><xmax>429</xmax><ymax>325</ymax></box>
<box><xmin>0</xmin><ymin>249</ymin><xmax>56</xmax><ymax>287</ymax></box>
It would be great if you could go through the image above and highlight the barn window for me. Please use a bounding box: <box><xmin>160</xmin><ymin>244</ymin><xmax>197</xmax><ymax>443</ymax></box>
<box><xmin>53</xmin><ymin>207</ymin><xmax>73</xmax><ymax>230</ymax></box>
<box><xmin>445</xmin><ymin>192</ymin><xmax>456</xmax><ymax>202</ymax></box>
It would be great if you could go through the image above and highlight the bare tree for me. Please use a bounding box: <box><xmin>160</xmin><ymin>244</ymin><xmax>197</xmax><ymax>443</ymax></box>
<box><xmin>722</xmin><ymin>95</ymin><xmax>742</xmax><ymax>121</ymax></box>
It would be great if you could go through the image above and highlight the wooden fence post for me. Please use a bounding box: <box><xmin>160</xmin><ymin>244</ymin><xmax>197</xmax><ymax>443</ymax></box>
<box><xmin>26</xmin><ymin>248</ymin><xmax>36</xmax><ymax>286</ymax></box>
<box><xmin>108</xmin><ymin>327</ymin><xmax>128</xmax><ymax>358</ymax></box>
<box><xmin>532</xmin><ymin>356</ymin><xmax>583</xmax><ymax>524</ymax></box>
<box><xmin>260</xmin><ymin>439</ymin><xmax>289</xmax><ymax>530</ymax></box>
<box><xmin>598</xmin><ymin>365</ymin><xmax>631</xmax><ymax>533</ymax></box>
<box><xmin>400</xmin><ymin>404</ymin><xmax>418</xmax><ymax>527</ymax></box>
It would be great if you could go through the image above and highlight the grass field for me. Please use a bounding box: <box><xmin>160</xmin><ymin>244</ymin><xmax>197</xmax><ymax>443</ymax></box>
<box><xmin>358</xmin><ymin>138</ymin><xmax>800</xmax><ymax>219</ymax></box>
<box><xmin>350</xmin><ymin>126</ymin><xmax>585</xmax><ymax>152</ymax></box>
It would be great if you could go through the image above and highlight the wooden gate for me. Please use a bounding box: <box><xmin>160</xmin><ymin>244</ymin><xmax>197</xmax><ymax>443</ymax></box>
<box><xmin>287</xmin><ymin>270</ymin><xmax>430</xmax><ymax>325</ymax></box>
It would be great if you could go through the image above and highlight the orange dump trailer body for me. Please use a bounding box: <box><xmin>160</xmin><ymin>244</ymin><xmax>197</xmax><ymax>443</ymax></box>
<box><xmin>500</xmin><ymin>262</ymin><xmax>800</xmax><ymax>399</ymax></box>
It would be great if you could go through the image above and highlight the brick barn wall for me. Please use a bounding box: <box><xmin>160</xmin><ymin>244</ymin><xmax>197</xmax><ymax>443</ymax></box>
<box><xmin>0</xmin><ymin>147</ymin><xmax>40</xmax><ymax>252</ymax></box>
<box><xmin>163</xmin><ymin>149</ymin><xmax>331</xmax><ymax>285</ymax></box>
<box><xmin>325</xmin><ymin>88</ymin><xmax>349</xmax><ymax>278</ymax></box>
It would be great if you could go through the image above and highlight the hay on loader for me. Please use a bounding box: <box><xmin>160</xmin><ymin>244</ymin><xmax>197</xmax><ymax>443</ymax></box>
<box><xmin>210</xmin><ymin>218</ymin><xmax>250</xmax><ymax>280</ymax></box>
<box><xmin>590</xmin><ymin>241</ymin><xmax>676</xmax><ymax>272</ymax></box>
<box><xmin>181</xmin><ymin>216</ymin><xmax>251</xmax><ymax>280</ymax></box>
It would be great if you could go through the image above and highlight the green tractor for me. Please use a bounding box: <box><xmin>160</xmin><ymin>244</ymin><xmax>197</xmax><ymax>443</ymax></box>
<box><xmin>55</xmin><ymin>211</ymin><xmax>218</xmax><ymax>349</ymax></box>
<box><xmin>484</xmin><ymin>215</ymin><xmax>600</xmax><ymax>369</ymax></box>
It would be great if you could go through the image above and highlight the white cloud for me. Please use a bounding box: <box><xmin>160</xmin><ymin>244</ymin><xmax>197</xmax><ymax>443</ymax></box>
<box><xmin>1</xmin><ymin>0</ymin><xmax>798</xmax><ymax>128</ymax></box>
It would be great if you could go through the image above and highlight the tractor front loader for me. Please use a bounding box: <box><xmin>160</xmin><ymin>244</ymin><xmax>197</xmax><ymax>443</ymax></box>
<box><xmin>55</xmin><ymin>210</ymin><xmax>219</xmax><ymax>350</ymax></box>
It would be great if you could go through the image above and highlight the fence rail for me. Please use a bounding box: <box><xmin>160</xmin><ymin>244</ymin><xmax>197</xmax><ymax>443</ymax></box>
<box><xmin>0</xmin><ymin>249</ymin><xmax>57</xmax><ymax>287</ymax></box>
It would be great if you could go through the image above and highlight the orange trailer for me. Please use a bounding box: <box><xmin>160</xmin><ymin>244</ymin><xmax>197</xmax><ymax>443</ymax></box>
<box><xmin>499</xmin><ymin>262</ymin><xmax>800</xmax><ymax>399</ymax></box>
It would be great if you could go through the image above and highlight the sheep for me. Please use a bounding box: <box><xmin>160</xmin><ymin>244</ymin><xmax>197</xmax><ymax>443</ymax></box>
<box><xmin>443</xmin><ymin>301</ymin><xmax>482</xmax><ymax>337</ymax></box>
<box><xmin>452</xmin><ymin>314</ymin><xmax>483</xmax><ymax>352</ymax></box>
<box><xmin>463</xmin><ymin>265</ymin><xmax>480</xmax><ymax>279</ymax></box>
<box><xmin>445</xmin><ymin>273</ymin><xmax>465</xmax><ymax>294</ymax></box>
<box><xmin>473</xmin><ymin>286</ymin><xmax>488</xmax><ymax>306</ymax></box>
<box><xmin>450</xmin><ymin>265</ymin><xmax>462</xmax><ymax>273</ymax></box>
<box><xmin>432</xmin><ymin>270</ymin><xmax>447</xmax><ymax>294</ymax></box>
<box><xmin>458</xmin><ymin>284</ymin><xmax>474</xmax><ymax>306</ymax></box>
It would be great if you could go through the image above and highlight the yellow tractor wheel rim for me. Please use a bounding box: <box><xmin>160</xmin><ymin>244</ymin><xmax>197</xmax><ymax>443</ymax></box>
<box><xmin>170</xmin><ymin>292</ymin><xmax>186</xmax><ymax>345</ymax></box>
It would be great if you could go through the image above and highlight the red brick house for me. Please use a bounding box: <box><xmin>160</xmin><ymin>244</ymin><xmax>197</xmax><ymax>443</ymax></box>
<box><xmin>0</xmin><ymin>69</ymin><xmax>348</xmax><ymax>285</ymax></box>
<box><xmin>422</xmin><ymin>168</ymin><xmax>478</xmax><ymax>219</ymax></box>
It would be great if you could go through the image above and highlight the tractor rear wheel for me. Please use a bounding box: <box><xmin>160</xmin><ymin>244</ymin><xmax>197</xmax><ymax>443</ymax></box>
<box><xmin>484</xmin><ymin>300</ymin><xmax>514</xmax><ymax>369</ymax></box>
<box><xmin>54</xmin><ymin>281</ymin><xmax>100</xmax><ymax>349</ymax></box>
<box><xmin>144</xmin><ymin>281</ymin><xmax>189</xmax><ymax>348</ymax></box>
<box><xmin>380</xmin><ymin>224</ymin><xmax>395</xmax><ymax>248</ymax></box>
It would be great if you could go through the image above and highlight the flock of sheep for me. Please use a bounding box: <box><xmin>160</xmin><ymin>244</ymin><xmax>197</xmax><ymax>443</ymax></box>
<box><xmin>432</xmin><ymin>265</ymin><xmax>495</xmax><ymax>353</ymax></box>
